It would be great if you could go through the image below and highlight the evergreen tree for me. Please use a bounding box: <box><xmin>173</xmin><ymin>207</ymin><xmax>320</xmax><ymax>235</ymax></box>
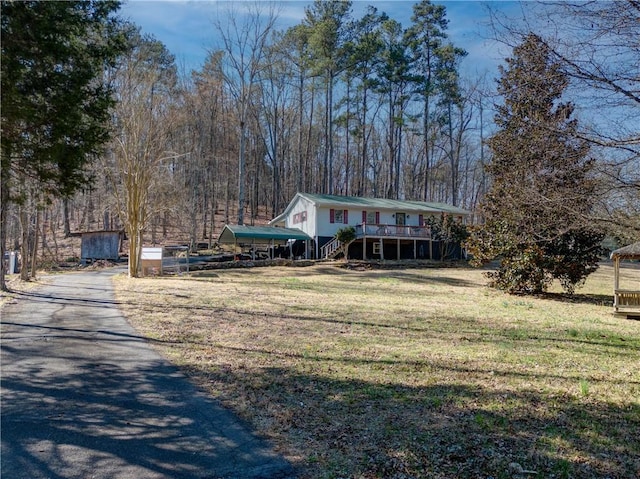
<box><xmin>404</xmin><ymin>0</ymin><xmax>449</xmax><ymax>202</ymax></box>
<box><xmin>303</xmin><ymin>0</ymin><xmax>352</xmax><ymax>195</ymax></box>
<box><xmin>375</xmin><ymin>17</ymin><xmax>412</xmax><ymax>200</ymax></box>
<box><xmin>1</xmin><ymin>0</ymin><xmax>125</xmax><ymax>289</ymax></box>
<box><xmin>342</xmin><ymin>6</ymin><xmax>387</xmax><ymax>196</ymax></box>
<box><xmin>467</xmin><ymin>33</ymin><xmax>604</xmax><ymax>294</ymax></box>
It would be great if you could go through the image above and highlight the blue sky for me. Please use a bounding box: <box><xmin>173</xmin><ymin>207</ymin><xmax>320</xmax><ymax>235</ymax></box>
<box><xmin>119</xmin><ymin>0</ymin><xmax>523</xmax><ymax>78</ymax></box>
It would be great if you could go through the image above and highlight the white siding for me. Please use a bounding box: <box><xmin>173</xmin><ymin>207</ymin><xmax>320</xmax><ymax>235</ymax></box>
<box><xmin>316</xmin><ymin>207</ymin><xmax>359</xmax><ymax>237</ymax></box>
<box><xmin>316</xmin><ymin>207</ymin><xmax>442</xmax><ymax>236</ymax></box>
<box><xmin>276</xmin><ymin>193</ymin><xmax>466</xmax><ymax>243</ymax></box>
<box><xmin>284</xmin><ymin>196</ymin><xmax>317</xmax><ymax>239</ymax></box>
<box><xmin>317</xmin><ymin>206</ymin><xmax>339</xmax><ymax>237</ymax></box>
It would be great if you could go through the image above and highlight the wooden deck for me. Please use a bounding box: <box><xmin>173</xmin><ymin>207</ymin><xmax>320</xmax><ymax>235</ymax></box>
<box><xmin>355</xmin><ymin>223</ymin><xmax>434</xmax><ymax>260</ymax></box>
<box><xmin>321</xmin><ymin>224</ymin><xmax>434</xmax><ymax>260</ymax></box>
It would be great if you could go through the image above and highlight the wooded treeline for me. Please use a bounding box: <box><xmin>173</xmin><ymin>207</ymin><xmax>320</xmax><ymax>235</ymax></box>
<box><xmin>2</xmin><ymin>0</ymin><xmax>639</xmax><ymax>285</ymax></box>
<box><xmin>100</xmin><ymin>0</ymin><xmax>484</xmax><ymax>245</ymax></box>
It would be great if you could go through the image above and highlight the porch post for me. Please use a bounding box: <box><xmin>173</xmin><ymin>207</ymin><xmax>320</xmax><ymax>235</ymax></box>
<box><xmin>397</xmin><ymin>239</ymin><xmax>400</xmax><ymax>260</ymax></box>
<box><xmin>380</xmin><ymin>238</ymin><xmax>384</xmax><ymax>260</ymax></box>
<box><xmin>363</xmin><ymin>236</ymin><xmax>367</xmax><ymax>260</ymax></box>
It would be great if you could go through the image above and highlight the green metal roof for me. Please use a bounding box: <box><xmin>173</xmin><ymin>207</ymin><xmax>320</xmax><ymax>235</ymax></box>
<box><xmin>298</xmin><ymin>193</ymin><xmax>470</xmax><ymax>215</ymax></box>
<box><xmin>218</xmin><ymin>225</ymin><xmax>312</xmax><ymax>244</ymax></box>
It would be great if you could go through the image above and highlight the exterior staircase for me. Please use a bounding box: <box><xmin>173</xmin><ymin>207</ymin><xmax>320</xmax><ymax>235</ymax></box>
<box><xmin>321</xmin><ymin>236</ymin><xmax>354</xmax><ymax>259</ymax></box>
<box><xmin>320</xmin><ymin>236</ymin><xmax>344</xmax><ymax>259</ymax></box>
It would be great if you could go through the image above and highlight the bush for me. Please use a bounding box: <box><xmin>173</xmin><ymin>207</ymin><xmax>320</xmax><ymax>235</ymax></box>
<box><xmin>335</xmin><ymin>226</ymin><xmax>356</xmax><ymax>244</ymax></box>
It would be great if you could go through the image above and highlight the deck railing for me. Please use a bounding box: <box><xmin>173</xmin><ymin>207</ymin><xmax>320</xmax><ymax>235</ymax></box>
<box><xmin>613</xmin><ymin>289</ymin><xmax>640</xmax><ymax>313</ymax></box>
<box><xmin>321</xmin><ymin>236</ymin><xmax>343</xmax><ymax>259</ymax></box>
<box><xmin>355</xmin><ymin>223</ymin><xmax>432</xmax><ymax>239</ymax></box>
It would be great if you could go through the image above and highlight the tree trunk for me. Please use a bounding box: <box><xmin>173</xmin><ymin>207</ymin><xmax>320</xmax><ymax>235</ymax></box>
<box><xmin>448</xmin><ymin>101</ymin><xmax>457</xmax><ymax>206</ymax></box>
<box><xmin>19</xmin><ymin>206</ymin><xmax>29</xmax><ymax>281</ymax></box>
<box><xmin>128</xmin><ymin>227</ymin><xmax>142</xmax><ymax>278</ymax></box>
<box><xmin>63</xmin><ymin>197</ymin><xmax>71</xmax><ymax>237</ymax></box>
<box><xmin>237</xmin><ymin>120</ymin><xmax>246</xmax><ymax>225</ymax></box>
<box><xmin>30</xmin><ymin>207</ymin><xmax>40</xmax><ymax>280</ymax></box>
<box><xmin>422</xmin><ymin>94</ymin><xmax>431</xmax><ymax>202</ymax></box>
<box><xmin>327</xmin><ymin>74</ymin><xmax>335</xmax><ymax>195</ymax></box>
<box><xmin>0</xmin><ymin>150</ymin><xmax>9</xmax><ymax>290</ymax></box>
<box><xmin>297</xmin><ymin>75</ymin><xmax>304</xmax><ymax>193</ymax></box>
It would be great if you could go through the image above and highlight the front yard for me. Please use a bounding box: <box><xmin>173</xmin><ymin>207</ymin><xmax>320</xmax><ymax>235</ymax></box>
<box><xmin>113</xmin><ymin>262</ymin><xmax>640</xmax><ymax>479</ymax></box>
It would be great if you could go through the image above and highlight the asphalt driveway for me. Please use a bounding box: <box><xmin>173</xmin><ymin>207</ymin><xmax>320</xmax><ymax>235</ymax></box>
<box><xmin>1</xmin><ymin>267</ymin><xmax>295</xmax><ymax>479</ymax></box>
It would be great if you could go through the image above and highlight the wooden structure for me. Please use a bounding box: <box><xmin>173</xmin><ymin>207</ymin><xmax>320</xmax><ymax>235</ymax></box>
<box><xmin>80</xmin><ymin>230</ymin><xmax>122</xmax><ymax>264</ymax></box>
<box><xmin>321</xmin><ymin>223</ymin><xmax>435</xmax><ymax>260</ymax></box>
<box><xmin>610</xmin><ymin>241</ymin><xmax>640</xmax><ymax>317</ymax></box>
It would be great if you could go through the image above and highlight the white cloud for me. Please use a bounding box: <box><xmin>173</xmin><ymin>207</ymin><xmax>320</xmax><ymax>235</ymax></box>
<box><xmin>119</xmin><ymin>0</ymin><xmax>517</xmax><ymax>75</ymax></box>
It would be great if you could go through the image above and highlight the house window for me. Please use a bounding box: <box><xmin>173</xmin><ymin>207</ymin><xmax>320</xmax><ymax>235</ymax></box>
<box><xmin>293</xmin><ymin>211</ymin><xmax>307</xmax><ymax>224</ymax></box>
<box><xmin>366</xmin><ymin>211</ymin><xmax>378</xmax><ymax>224</ymax></box>
<box><xmin>373</xmin><ymin>242</ymin><xmax>381</xmax><ymax>255</ymax></box>
<box><xmin>330</xmin><ymin>209</ymin><xmax>348</xmax><ymax>224</ymax></box>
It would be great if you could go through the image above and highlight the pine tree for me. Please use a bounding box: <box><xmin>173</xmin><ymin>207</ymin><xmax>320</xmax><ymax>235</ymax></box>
<box><xmin>467</xmin><ymin>33</ymin><xmax>604</xmax><ymax>294</ymax></box>
<box><xmin>1</xmin><ymin>1</ymin><xmax>126</xmax><ymax>289</ymax></box>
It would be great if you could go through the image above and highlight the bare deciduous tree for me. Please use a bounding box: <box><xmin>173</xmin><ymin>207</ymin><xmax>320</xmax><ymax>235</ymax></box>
<box><xmin>107</xmin><ymin>30</ymin><xmax>178</xmax><ymax>277</ymax></box>
<box><xmin>212</xmin><ymin>2</ymin><xmax>279</xmax><ymax>225</ymax></box>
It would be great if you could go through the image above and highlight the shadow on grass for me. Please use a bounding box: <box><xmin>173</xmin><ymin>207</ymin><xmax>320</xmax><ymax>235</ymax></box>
<box><xmin>540</xmin><ymin>292</ymin><xmax>614</xmax><ymax>307</ymax></box>
<box><xmin>188</xmin><ymin>263</ymin><xmax>481</xmax><ymax>288</ymax></box>
<box><xmin>111</xmin><ymin>286</ymin><xmax>640</xmax><ymax>357</ymax></box>
<box><xmin>180</xmin><ymin>359</ymin><xmax>640</xmax><ymax>479</ymax></box>
<box><xmin>189</xmin><ymin>341</ymin><xmax>639</xmax><ymax>389</ymax></box>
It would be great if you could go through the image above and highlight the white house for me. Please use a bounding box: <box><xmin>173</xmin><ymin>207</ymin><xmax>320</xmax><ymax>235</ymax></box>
<box><xmin>269</xmin><ymin>193</ymin><xmax>470</xmax><ymax>260</ymax></box>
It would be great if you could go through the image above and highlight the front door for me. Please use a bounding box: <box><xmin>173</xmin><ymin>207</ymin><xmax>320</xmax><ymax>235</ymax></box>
<box><xmin>395</xmin><ymin>212</ymin><xmax>406</xmax><ymax>226</ymax></box>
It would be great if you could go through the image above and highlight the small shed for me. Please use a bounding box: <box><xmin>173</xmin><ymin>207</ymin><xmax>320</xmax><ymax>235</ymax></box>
<box><xmin>80</xmin><ymin>230</ymin><xmax>122</xmax><ymax>264</ymax></box>
<box><xmin>610</xmin><ymin>241</ymin><xmax>640</xmax><ymax>317</ymax></box>
<box><xmin>218</xmin><ymin>225</ymin><xmax>312</xmax><ymax>260</ymax></box>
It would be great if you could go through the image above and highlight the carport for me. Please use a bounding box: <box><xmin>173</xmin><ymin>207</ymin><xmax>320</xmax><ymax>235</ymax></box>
<box><xmin>217</xmin><ymin>225</ymin><xmax>312</xmax><ymax>260</ymax></box>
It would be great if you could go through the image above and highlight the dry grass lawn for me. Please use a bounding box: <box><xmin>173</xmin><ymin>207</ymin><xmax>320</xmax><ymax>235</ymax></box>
<box><xmin>112</xmin><ymin>261</ymin><xmax>640</xmax><ymax>479</ymax></box>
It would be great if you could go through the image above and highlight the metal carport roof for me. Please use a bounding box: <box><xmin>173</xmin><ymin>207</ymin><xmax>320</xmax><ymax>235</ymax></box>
<box><xmin>218</xmin><ymin>225</ymin><xmax>311</xmax><ymax>244</ymax></box>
